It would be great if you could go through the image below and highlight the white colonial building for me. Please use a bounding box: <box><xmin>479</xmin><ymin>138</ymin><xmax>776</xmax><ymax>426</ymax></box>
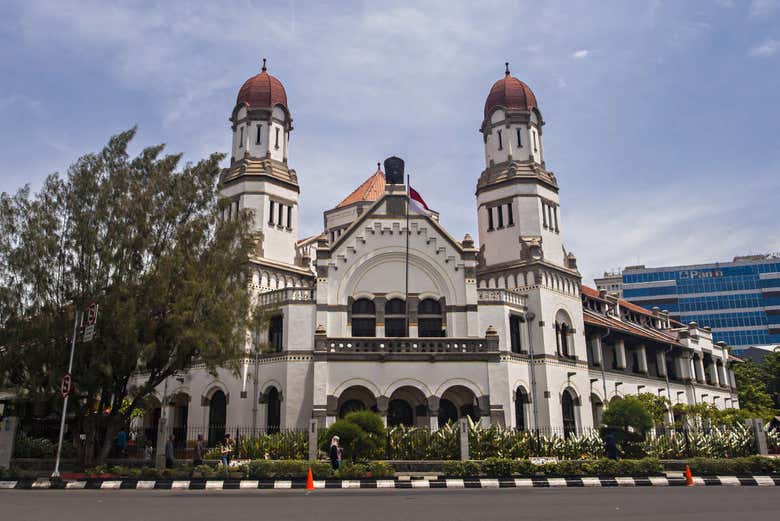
<box><xmin>143</xmin><ymin>62</ymin><xmax>739</xmax><ymax>444</ymax></box>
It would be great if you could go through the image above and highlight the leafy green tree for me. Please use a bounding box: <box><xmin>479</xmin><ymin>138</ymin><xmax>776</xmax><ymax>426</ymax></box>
<box><xmin>635</xmin><ymin>393</ymin><xmax>671</xmax><ymax>427</ymax></box>
<box><xmin>0</xmin><ymin>128</ymin><xmax>255</xmax><ymax>464</ymax></box>
<box><xmin>732</xmin><ymin>361</ymin><xmax>776</xmax><ymax>420</ymax></box>
<box><xmin>761</xmin><ymin>350</ymin><xmax>780</xmax><ymax>411</ymax></box>
<box><xmin>601</xmin><ymin>396</ymin><xmax>653</xmax><ymax>434</ymax></box>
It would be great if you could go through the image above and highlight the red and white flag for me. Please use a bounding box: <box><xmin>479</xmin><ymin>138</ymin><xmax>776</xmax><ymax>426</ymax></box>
<box><xmin>408</xmin><ymin>185</ymin><xmax>434</xmax><ymax>217</ymax></box>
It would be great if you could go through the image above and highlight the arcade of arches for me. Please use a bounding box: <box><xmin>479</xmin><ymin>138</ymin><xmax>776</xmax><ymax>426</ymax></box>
<box><xmin>333</xmin><ymin>384</ymin><xmax>483</xmax><ymax>428</ymax></box>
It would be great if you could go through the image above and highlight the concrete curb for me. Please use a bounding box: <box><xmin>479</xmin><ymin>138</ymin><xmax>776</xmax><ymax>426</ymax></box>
<box><xmin>1</xmin><ymin>475</ymin><xmax>779</xmax><ymax>490</ymax></box>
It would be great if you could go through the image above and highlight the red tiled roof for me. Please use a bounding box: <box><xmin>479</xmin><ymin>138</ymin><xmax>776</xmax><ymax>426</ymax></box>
<box><xmin>583</xmin><ymin>308</ymin><xmax>682</xmax><ymax>347</ymax></box>
<box><xmin>484</xmin><ymin>66</ymin><xmax>538</xmax><ymax>118</ymax></box>
<box><xmin>236</xmin><ymin>61</ymin><xmax>288</xmax><ymax>111</ymax></box>
<box><xmin>336</xmin><ymin>167</ymin><xmax>386</xmax><ymax>208</ymax></box>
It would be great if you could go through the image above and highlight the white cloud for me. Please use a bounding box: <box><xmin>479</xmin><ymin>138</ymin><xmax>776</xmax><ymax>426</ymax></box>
<box><xmin>750</xmin><ymin>0</ymin><xmax>780</xmax><ymax>18</ymax></box>
<box><xmin>571</xmin><ymin>49</ymin><xmax>590</xmax><ymax>59</ymax></box>
<box><xmin>750</xmin><ymin>38</ymin><xmax>780</xmax><ymax>56</ymax></box>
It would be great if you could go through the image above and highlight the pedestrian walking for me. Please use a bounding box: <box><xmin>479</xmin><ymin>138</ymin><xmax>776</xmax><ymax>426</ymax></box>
<box><xmin>220</xmin><ymin>433</ymin><xmax>233</xmax><ymax>467</ymax></box>
<box><xmin>194</xmin><ymin>434</ymin><xmax>204</xmax><ymax>466</ymax></box>
<box><xmin>165</xmin><ymin>434</ymin><xmax>175</xmax><ymax>468</ymax></box>
<box><xmin>605</xmin><ymin>433</ymin><xmax>618</xmax><ymax>460</ymax></box>
<box><xmin>143</xmin><ymin>442</ymin><xmax>153</xmax><ymax>462</ymax></box>
<box><xmin>115</xmin><ymin>428</ymin><xmax>128</xmax><ymax>458</ymax></box>
<box><xmin>329</xmin><ymin>435</ymin><xmax>342</xmax><ymax>470</ymax></box>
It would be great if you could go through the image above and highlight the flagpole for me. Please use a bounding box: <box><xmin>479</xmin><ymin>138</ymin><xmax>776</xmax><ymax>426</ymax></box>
<box><xmin>405</xmin><ymin>173</ymin><xmax>410</xmax><ymax>337</ymax></box>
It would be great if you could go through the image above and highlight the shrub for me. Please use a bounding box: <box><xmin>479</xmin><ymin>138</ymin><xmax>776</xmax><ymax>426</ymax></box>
<box><xmin>337</xmin><ymin>463</ymin><xmax>369</xmax><ymax>479</ymax></box>
<box><xmin>441</xmin><ymin>461</ymin><xmax>466</xmax><ymax>477</ymax></box>
<box><xmin>367</xmin><ymin>461</ymin><xmax>394</xmax><ymax>478</ymax></box>
<box><xmin>13</xmin><ymin>432</ymin><xmax>56</xmax><ymax>458</ymax></box>
<box><xmin>322</xmin><ymin>411</ymin><xmax>386</xmax><ymax>462</ymax></box>
<box><xmin>687</xmin><ymin>456</ymin><xmax>780</xmax><ymax>475</ymax></box>
<box><xmin>482</xmin><ymin>457</ymin><xmax>512</xmax><ymax>477</ymax></box>
<box><xmin>247</xmin><ymin>460</ymin><xmax>334</xmax><ymax>479</ymax></box>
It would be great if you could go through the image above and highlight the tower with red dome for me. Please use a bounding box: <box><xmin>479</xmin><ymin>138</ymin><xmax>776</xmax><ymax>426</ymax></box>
<box><xmin>220</xmin><ymin>59</ymin><xmax>302</xmax><ymax>267</ymax></box>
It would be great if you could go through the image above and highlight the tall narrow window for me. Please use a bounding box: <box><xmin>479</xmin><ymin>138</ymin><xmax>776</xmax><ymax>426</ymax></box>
<box><xmin>256</xmin><ymin>124</ymin><xmax>262</xmax><ymax>144</ymax></box>
<box><xmin>384</xmin><ymin>299</ymin><xmax>407</xmax><ymax>337</ymax></box>
<box><xmin>286</xmin><ymin>206</ymin><xmax>292</xmax><ymax>230</ymax></box>
<box><xmin>509</xmin><ymin>315</ymin><xmax>522</xmax><ymax>353</ymax></box>
<box><xmin>553</xmin><ymin>207</ymin><xmax>559</xmax><ymax>232</ymax></box>
<box><xmin>418</xmin><ymin>299</ymin><xmax>443</xmax><ymax>337</ymax></box>
<box><xmin>507</xmin><ymin>203</ymin><xmax>514</xmax><ymax>226</ymax></box>
<box><xmin>268</xmin><ymin>315</ymin><xmax>283</xmax><ymax>352</ymax></box>
<box><xmin>278</xmin><ymin>203</ymin><xmax>284</xmax><ymax>227</ymax></box>
<box><xmin>269</xmin><ymin>200</ymin><xmax>275</xmax><ymax>225</ymax></box>
<box><xmin>497</xmin><ymin>129</ymin><xmax>503</xmax><ymax>150</ymax></box>
<box><xmin>516</xmin><ymin>127</ymin><xmax>523</xmax><ymax>147</ymax></box>
<box><xmin>548</xmin><ymin>205</ymin><xmax>554</xmax><ymax>230</ymax></box>
<box><xmin>541</xmin><ymin>202</ymin><xmax>548</xmax><ymax>228</ymax></box>
<box><xmin>275</xmin><ymin>127</ymin><xmax>280</xmax><ymax>149</ymax></box>
<box><xmin>487</xmin><ymin>206</ymin><xmax>494</xmax><ymax>231</ymax></box>
<box><xmin>351</xmin><ymin>299</ymin><xmax>376</xmax><ymax>337</ymax></box>
<box><xmin>239</xmin><ymin>126</ymin><xmax>244</xmax><ymax>148</ymax></box>
<box><xmin>497</xmin><ymin>205</ymin><xmax>504</xmax><ymax>228</ymax></box>
<box><xmin>533</xmin><ymin>130</ymin><xmax>538</xmax><ymax>152</ymax></box>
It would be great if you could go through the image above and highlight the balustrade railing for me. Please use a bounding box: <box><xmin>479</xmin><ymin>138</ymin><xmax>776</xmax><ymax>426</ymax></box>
<box><xmin>256</xmin><ymin>287</ymin><xmax>315</xmax><ymax>307</ymax></box>
<box><xmin>477</xmin><ymin>288</ymin><xmax>528</xmax><ymax>307</ymax></box>
<box><xmin>315</xmin><ymin>336</ymin><xmax>498</xmax><ymax>353</ymax></box>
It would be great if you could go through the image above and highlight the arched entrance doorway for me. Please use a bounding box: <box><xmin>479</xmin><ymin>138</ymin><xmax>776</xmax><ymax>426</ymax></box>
<box><xmin>590</xmin><ymin>393</ymin><xmax>603</xmax><ymax>428</ymax></box>
<box><xmin>438</xmin><ymin>385</ymin><xmax>479</xmax><ymax>427</ymax></box>
<box><xmin>208</xmin><ymin>390</ymin><xmax>227</xmax><ymax>446</ymax></box>
<box><xmin>336</xmin><ymin>385</ymin><xmax>377</xmax><ymax>418</ymax></box>
<box><xmin>388</xmin><ymin>386</ymin><xmax>427</xmax><ymax>427</ymax></box>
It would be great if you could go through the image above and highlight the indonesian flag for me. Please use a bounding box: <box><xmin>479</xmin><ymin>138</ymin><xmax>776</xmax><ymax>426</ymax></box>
<box><xmin>408</xmin><ymin>185</ymin><xmax>434</xmax><ymax>217</ymax></box>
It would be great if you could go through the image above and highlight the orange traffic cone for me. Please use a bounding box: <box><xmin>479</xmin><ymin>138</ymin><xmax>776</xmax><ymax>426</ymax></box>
<box><xmin>306</xmin><ymin>466</ymin><xmax>314</xmax><ymax>491</ymax></box>
<box><xmin>684</xmin><ymin>465</ymin><xmax>694</xmax><ymax>486</ymax></box>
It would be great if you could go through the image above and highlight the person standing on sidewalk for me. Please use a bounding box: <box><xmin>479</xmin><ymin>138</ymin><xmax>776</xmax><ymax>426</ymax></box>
<box><xmin>193</xmin><ymin>434</ymin><xmax>204</xmax><ymax>466</ymax></box>
<box><xmin>165</xmin><ymin>434</ymin><xmax>175</xmax><ymax>468</ymax></box>
<box><xmin>329</xmin><ymin>436</ymin><xmax>342</xmax><ymax>470</ymax></box>
<box><xmin>220</xmin><ymin>433</ymin><xmax>233</xmax><ymax>467</ymax></box>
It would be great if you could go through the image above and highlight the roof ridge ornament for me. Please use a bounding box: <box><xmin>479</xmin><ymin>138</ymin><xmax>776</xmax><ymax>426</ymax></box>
<box><xmin>505</xmin><ymin>62</ymin><xmax>510</xmax><ymax>76</ymax></box>
<box><xmin>261</xmin><ymin>58</ymin><xmax>267</xmax><ymax>72</ymax></box>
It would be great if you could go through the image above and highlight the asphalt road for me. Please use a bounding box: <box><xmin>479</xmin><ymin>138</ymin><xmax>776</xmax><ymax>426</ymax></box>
<box><xmin>2</xmin><ymin>487</ymin><xmax>779</xmax><ymax>521</ymax></box>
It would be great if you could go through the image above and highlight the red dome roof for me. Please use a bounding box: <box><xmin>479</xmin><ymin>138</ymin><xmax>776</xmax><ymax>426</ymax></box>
<box><xmin>236</xmin><ymin>59</ymin><xmax>288</xmax><ymax>111</ymax></box>
<box><xmin>484</xmin><ymin>63</ymin><xmax>537</xmax><ymax>118</ymax></box>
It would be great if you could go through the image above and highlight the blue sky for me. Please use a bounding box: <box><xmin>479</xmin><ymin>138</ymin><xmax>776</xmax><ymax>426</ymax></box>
<box><xmin>1</xmin><ymin>0</ymin><xmax>779</xmax><ymax>285</ymax></box>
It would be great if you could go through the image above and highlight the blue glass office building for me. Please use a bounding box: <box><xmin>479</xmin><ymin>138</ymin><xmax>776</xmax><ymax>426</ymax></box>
<box><xmin>621</xmin><ymin>255</ymin><xmax>780</xmax><ymax>349</ymax></box>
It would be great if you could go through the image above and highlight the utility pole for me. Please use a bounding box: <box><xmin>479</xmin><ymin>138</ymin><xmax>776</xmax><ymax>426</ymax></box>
<box><xmin>51</xmin><ymin>309</ymin><xmax>82</xmax><ymax>478</ymax></box>
<box><xmin>251</xmin><ymin>325</ymin><xmax>261</xmax><ymax>434</ymax></box>
<box><xmin>155</xmin><ymin>378</ymin><xmax>169</xmax><ymax>469</ymax></box>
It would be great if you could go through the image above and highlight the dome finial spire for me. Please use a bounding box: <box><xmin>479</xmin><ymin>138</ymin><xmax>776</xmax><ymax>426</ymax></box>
<box><xmin>505</xmin><ymin>62</ymin><xmax>510</xmax><ymax>76</ymax></box>
<box><xmin>261</xmin><ymin>58</ymin><xmax>267</xmax><ymax>72</ymax></box>
<box><xmin>377</xmin><ymin>161</ymin><xmax>381</xmax><ymax>171</ymax></box>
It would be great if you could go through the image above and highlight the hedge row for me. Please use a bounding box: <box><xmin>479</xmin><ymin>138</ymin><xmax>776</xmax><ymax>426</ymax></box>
<box><xmin>685</xmin><ymin>456</ymin><xmax>780</xmax><ymax>475</ymax></box>
<box><xmin>245</xmin><ymin>460</ymin><xmax>394</xmax><ymax>479</ymax></box>
<box><xmin>442</xmin><ymin>458</ymin><xmax>664</xmax><ymax>477</ymax></box>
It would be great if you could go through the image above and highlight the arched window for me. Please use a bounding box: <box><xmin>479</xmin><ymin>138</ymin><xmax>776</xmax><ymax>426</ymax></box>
<box><xmin>562</xmin><ymin>390</ymin><xmax>577</xmax><ymax>438</ymax></box>
<box><xmin>515</xmin><ymin>388</ymin><xmax>528</xmax><ymax>431</ymax></box>
<box><xmin>267</xmin><ymin>387</ymin><xmax>281</xmax><ymax>433</ymax></box>
<box><xmin>497</xmin><ymin>129</ymin><xmax>503</xmax><ymax>150</ymax></box>
<box><xmin>418</xmin><ymin>298</ymin><xmax>443</xmax><ymax>337</ymax></box>
<box><xmin>554</xmin><ymin>310</ymin><xmax>572</xmax><ymax>358</ymax></box>
<box><xmin>351</xmin><ymin>298</ymin><xmax>376</xmax><ymax>337</ymax></box>
<box><xmin>384</xmin><ymin>298</ymin><xmax>407</xmax><ymax>337</ymax></box>
<box><xmin>208</xmin><ymin>390</ymin><xmax>227</xmax><ymax>447</ymax></box>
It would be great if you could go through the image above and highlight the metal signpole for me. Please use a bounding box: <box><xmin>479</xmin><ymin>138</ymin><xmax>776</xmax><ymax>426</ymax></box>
<box><xmin>52</xmin><ymin>309</ymin><xmax>82</xmax><ymax>478</ymax></box>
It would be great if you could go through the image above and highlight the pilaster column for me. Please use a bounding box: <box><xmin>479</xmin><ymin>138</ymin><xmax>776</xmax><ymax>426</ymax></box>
<box><xmin>637</xmin><ymin>344</ymin><xmax>648</xmax><ymax>373</ymax></box>
<box><xmin>695</xmin><ymin>355</ymin><xmax>705</xmax><ymax>383</ymax></box>
<box><xmin>710</xmin><ymin>362</ymin><xmax>720</xmax><ymax>387</ymax></box>
<box><xmin>589</xmin><ymin>336</ymin><xmax>603</xmax><ymax>366</ymax></box>
<box><xmin>717</xmin><ymin>363</ymin><xmax>727</xmax><ymax>388</ymax></box>
<box><xmin>376</xmin><ymin>396</ymin><xmax>389</xmax><ymax>427</ymax></box>
<box><xmin>427</xmin><ymin>396</ymin><xmax>440</xmax><ymax>431</ymax></box>
<box><xmin>615</xmin><ymin>339</ymin><xmax>627</xmax><ymax>370</ymax></box>
<box><xmin>656</xmin><ymin>351</ymin><xmax>667</xmax><ymax>377</ymax></box>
